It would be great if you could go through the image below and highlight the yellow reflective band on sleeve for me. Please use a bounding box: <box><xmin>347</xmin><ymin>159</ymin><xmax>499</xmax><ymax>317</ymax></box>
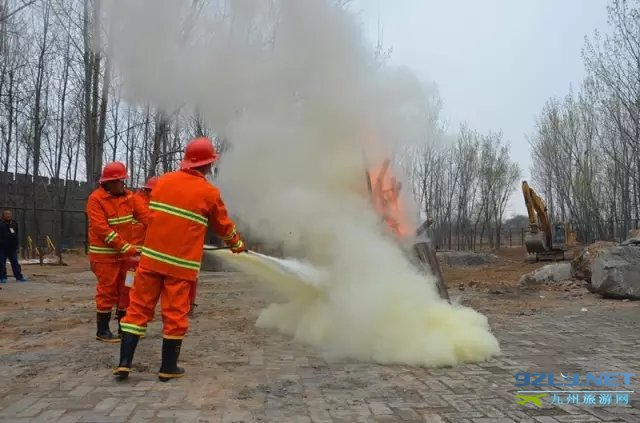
<box><xmin>108</xmin><ymin>215</ymin><xmax>134</xmax><ymax>225</ymax></box>
<box><xmin>149</xmin><ymin>201</ymin><xmax>208</xmax><ymax>226</ymax></box>
<box><xmin>223</xmin><ymin>226</ymin><xmax>237</xmax><ymax>241</ymax></box>
<box><xmin>104</xmin><ymin>231</ymin><xmax>117</xmax><ymax>243</ymax></box>
<box><xmin>89</xmin><ymin>246</ymin><xmax>118</xmax><ymax>254</ymax></box>
<box><xmin>141</xmin><ymin>247</ymin><xmax>201</xmax><ymax>271</ymax></box>
<box><xmin>120</xmin><ymin>243</ymin><xmax>132</xmax><ymax>253</ymax></box>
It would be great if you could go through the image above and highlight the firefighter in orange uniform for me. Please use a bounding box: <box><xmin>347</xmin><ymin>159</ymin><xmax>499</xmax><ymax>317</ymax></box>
<box><xmin>86</xmin><ymin>162</ymin><xmax>149</xmax><ymax>343</ymax></box>
<box><xmin>130</xmin><ymin>176</ymin><xmax>159</xmax><ymax>248</ymax></box>
<box><xmin>117</xmin><ymin>176</ymin><xmax>159</xmax><ymax>326</ymax></box>
<box><xmin>132</xmin><ymin>175</ymin><xmax>200</xmax><ymax>318</ymax></box>
<box><xmin>115</xmin><ymin>137</ymin><xmax>245</xmax><ymax>381</ymax></box>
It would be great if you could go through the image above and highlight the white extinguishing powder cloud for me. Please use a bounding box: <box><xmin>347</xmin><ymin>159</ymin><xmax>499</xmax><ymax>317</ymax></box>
<box><xmin>105</xmin><ymin>0</ymin><xmax>501</xmax><ymax>366</ymax></box>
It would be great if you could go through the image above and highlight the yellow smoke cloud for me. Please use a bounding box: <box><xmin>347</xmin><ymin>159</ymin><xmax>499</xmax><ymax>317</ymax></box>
<box><xmin>107</xmin><ymin>0</ymin><xmax>501</xmax><ymax>366</ymax></box>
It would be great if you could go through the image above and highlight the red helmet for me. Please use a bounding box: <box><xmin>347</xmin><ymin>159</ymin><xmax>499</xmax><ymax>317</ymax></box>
<box><xmin>143</xmin><ymin>176</ymin><xmax>159</xmax><ymax>190</ymax></box>
<box><xmin>180</xmin><ymin>137</ymin><xmax>218</xmax><ymax>170</ymax></box>
<box><xmin>99</xmin><ymin>162</ymin><xmax>128</xmax><ymax>183</ymax></box>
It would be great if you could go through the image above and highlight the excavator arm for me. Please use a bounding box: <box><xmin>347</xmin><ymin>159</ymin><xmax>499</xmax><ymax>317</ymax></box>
<box><xmin>521</xmin><ymin>181</ymin><xmax>553</xmax><ymax>253</ymax></box>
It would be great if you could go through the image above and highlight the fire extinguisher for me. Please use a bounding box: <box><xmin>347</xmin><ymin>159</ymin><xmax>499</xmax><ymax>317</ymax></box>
<box><xmin>124</xmin><ymin>256</ymin><xmax>140</xmax><ymax>288</ymax></box>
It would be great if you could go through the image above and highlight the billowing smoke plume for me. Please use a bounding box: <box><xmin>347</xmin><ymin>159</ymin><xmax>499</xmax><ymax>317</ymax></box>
<box><xmin>105</xmin><ymin>0</ymin><xmax>500</xmax><ymax>366</ymax></box>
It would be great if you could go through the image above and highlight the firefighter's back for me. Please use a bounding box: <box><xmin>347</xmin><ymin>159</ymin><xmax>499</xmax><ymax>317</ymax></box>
<box><xmin>139</xmin><ymin>169</ymin><xmax>218</xmax><ymax>281</ymax></box>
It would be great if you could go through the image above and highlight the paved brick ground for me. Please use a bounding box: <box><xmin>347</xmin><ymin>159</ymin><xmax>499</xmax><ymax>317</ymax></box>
<box><xmin>0</xmin><ymin>270</ymin><xmax>639</xmax><ymax>422</ymax></box>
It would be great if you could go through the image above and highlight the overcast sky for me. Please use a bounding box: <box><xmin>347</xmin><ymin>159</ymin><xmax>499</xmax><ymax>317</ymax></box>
<box><xmin>352</xmin><ymin>0</ymin><xmax>610</xmax><ymax>217</ymax></box>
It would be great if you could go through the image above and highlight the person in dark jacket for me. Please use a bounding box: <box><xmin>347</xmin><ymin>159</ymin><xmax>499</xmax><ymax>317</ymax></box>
<box><xmin>0</xmin><ymin>210</ymin><xmax>27</xmax><ymax>283</ymax></box>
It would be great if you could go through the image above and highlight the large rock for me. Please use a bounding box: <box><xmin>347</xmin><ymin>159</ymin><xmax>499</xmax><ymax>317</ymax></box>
<box><xmin>571</xmin><ymin>241</ymin><xmax>616</xmax><ymax>284</ymax></box>
<box><xmin>591</xmin><ymin>245</ymin><xmax>640</xmax><ymax>300</ymax></box>
<box><xmin>436</xmin><ymin>250</ymin><xmax>496</xmax><ymax>266</ymax></box>
<box><xmin>519</xmin><ymin>263</ymin><xmax>572</xmax><ymax>286</ymax></box>
<box><xmin>621</xmin><ymin>236</ymin><xmax>640</xmax><ymax>246</ymax></box>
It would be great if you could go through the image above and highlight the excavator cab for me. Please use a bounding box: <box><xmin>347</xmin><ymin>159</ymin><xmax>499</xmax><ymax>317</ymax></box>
<box><xmin>553</xmin><ymin>222</ymin><xmax>576</xmax><ymax>249</ymax></box>
<box><xmin>553</xmin><ymin>223</ymin><xmax>566</xmax><ymax>246</ymax></box>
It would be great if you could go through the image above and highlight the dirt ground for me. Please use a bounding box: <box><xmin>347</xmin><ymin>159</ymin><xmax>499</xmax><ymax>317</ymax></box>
<box><xmin>1</xmin><ymin>247</ymin><xmax>639</xmax><ymax>422</ymax></box>
<box><xmin>0</xmin><ymin>246</ymin><xmax>631</xmax><ymax>355</ymax></box>
<box><xmin>441</xmin><ymin>246</ymin><xmax>564</xmax><ymax>289</ymax></box>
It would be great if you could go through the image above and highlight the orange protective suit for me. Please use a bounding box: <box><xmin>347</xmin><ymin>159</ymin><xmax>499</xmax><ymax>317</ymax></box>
<box><xmin>122</xmin><ymin>267</ymin><xmax>191</xmax><ymax>337</ymax></box>
<box><xmin>130</xmin><ymin>191</ymin><xmax>151</xmax><ymax>248</ymax></box>
<box><xmin>120</xmin><ymin>169</ymin><xmax>241</xmax><ymax>339</ymax></box>
<box><xmin>189</xmin><ymin>280</ymin><xmax>197</xmax><ymax>306</ymax></box>
<box><xmin>86</xmin><ymin>186</ymin><xmax>149</xmax><ymax>312</ymax></box>
<box><xmin>89</xmin><ymin>261</ymin><xmax>131</xmax><ymax>310</ymax></box>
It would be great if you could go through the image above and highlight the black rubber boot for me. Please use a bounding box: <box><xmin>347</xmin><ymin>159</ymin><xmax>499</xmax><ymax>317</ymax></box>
<box><xmin>113</xmin><ymin>332</ymin><xmax>140</xmax><ymax>380</ymax></box>
<box><xmin>158</xmin><ymin>338</ymin><xmax>185</xmax><ymax>382</ymax></box>
<box><xmin>96</xmin><ymin>311</ymin><xmax>120</xmax><ymax>343</ymax></box>
<box><xmin>115</xmin><ymin>309</ymin><xmax>126</xmax><ymax>336</ymax></box>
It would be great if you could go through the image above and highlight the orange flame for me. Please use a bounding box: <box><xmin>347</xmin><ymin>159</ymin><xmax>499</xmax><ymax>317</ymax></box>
<box><xmin>366</xmin><ymin>157</ymin><xmax>415</xmax><ymax>240</ymax></box>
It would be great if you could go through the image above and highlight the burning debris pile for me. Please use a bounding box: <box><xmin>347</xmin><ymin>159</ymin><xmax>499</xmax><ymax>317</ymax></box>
<box><xmin>106</xmin><ymin>0</ymin><xmax>501</xmax><ymax>366</ymax></box>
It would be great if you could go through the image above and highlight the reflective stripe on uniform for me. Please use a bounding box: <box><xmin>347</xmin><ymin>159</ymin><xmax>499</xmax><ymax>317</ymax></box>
<box><xmin>162</xmin><ymin>334</ymin><xmax>184</xmax><ymax>340</ymax></box>
<box><xmin>141</xmin><ymin>246</ymin><xmax>201</xmax><ymax>271</ymax></box>
<box><xmin>120</xmin><ymin>322</ymin><xmax>146</xmax><ymax>336</ymax></box>
<box><xmin>223</xmin><ymin>225</ymin><xmax>237</xmax><ymax>241</ymax></box>
<box><xmin>149</xmin><ymin>201</ymin><xmax>208</xmax><ymax>226</ymax></box>
<box><xmin>89</xmin><ymin>246</ymin><xmax>118</xmax><ymax>254</ymax></box>
<box><xmin>107</xmin><ymin>215</ymin><xmax>134</xmax><ymax>225</ymax></box>
<box><xmin>104</xmin><ymin>231</ymin><xmax>117</xmax><ymax>243</ymax></box>
<box><xmin>120</xmin><ymin>243</ymin><xmax>132</xmax><ymax>253</ymax></box>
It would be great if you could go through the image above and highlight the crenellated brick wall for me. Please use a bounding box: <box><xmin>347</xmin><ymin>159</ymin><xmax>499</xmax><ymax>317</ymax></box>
<box><xmin>0</xmin><ymin>171</ymin><xmax>89</xmax><ymax>251</ymax></box>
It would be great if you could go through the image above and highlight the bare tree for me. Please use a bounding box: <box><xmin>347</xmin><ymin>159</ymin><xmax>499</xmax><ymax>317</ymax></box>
<box><xmin>530</xmin><ymin>0</ymin><xmax>640</xmax><ymax>243</ymax></box>
<box><xmin>83</xmin><ymin>0</ymin><xmax>111</xmax><ymax>191</ymax></box>
<box><xmin>403</xmin><ymin>123</ymin><xmax>519</xmax><ymax>250</ymax></box>
<box><xmin>0</xmin><ymin>0</ymin><xmax>37</xmax><ymax>23</ymax></box>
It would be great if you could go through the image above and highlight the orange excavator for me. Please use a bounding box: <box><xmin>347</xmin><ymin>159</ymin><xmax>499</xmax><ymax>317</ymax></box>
<box><xmin>365</xmin><ymin>154</ymin><xmax>450</xmax><ymax>302</ymax></box>
<box><xmin>521</xmin><ymin>180</ymin><xmax>576</xmax><ymax>261</ymax></box>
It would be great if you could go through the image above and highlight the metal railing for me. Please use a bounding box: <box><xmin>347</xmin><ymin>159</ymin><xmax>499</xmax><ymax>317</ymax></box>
<box><xmin>0</xmin><ymin>206</ymin><xmax>87</xmax><ymax>257</ymax></box>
